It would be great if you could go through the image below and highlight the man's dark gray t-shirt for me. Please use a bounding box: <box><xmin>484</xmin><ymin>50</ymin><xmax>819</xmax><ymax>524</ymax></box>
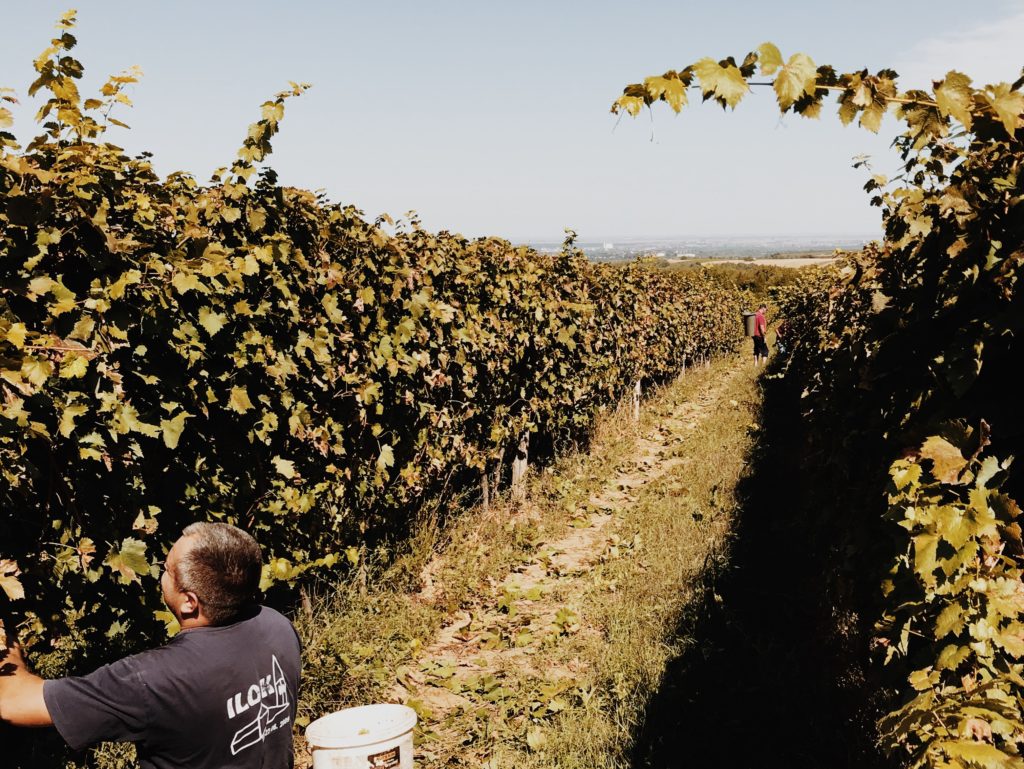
<box><xmin>42</xmin><ymin>606</ymin><xmax>300</xmax><ymax>769</ymax></box>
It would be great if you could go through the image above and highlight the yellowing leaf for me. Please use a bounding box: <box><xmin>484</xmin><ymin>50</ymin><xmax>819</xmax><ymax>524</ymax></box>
<box><xmin>934</xmin><ymin>71</ymin><xmax>974</xmax><ymax>130</ymax></box>
<box><xmin>59</xmin><ymin>353</ymin><xmax>89</xmax><ymax>378</ymax></box>
<box><xmin>49</xmin><ymin>280</ymin><xmax>77</xmax><ymax>316</ymax></box>
<box><xmin>248</xmin><ymin>207</ymin><xmax>267</xmax><ymax>232</ymax></box>
<box><xmin>261</xmin><ymin>101</ymin><xmax>284</xmax><ymax>122</ymax></box>
<box><xmin>859</xmin><ymin>102</ymin><xmax>886</xmax><ymax>133</ymax></box>
<box><xmin>377</xmin><ymin>444</ymin><xmax>395</xmax><ymax>470</ymax></box>
<box><xmin>172</xmin><ymin>271</ymin><xmax>203</xmax><ymax>295</ymax></box>
<box><xmin>644</xmin><ymin>75</ymin><xmax>688</xmax><ymax>112</ymax></box>
<box><xmin>59</xmin><ymin>403</ymin><xmax>89</xmax><ymax>437</ymax></box>
<box><xmin>935</xmin><ymin>601</ymin><xmax>966</xmax><ymax>639</ymax></box>
<box><xmin>921</xmin><ymin>436</ymin><xmax>968</xmax><ymax>484</ymax></box>
<box><xmin>111</xmin><ymin>401</ymin><xmax>161</xmax><ymax>438</ymax></box>
<box><xmin>198</xmin><ymin>307</ymin><xmax>228</xmax><ymax>336</ymax></box>
<box><xmin>773</xmin><ymin>53</ymin><xmax>817</xmax><ymax>110</ymax></box>
<box><xmin>983</xmin><ymin>83</ymin><xmax>1024</xmax><ymax>137</ymax></box>
<box><xmin>27</xmin><ymin>276</ymin><xmax>54</xmax><ymax>299</ymax></box>
<box><xmin>996</xmin><ymin>630</ymin><xmax>1024</xmax><ymax>658</ymax></box>
<box><xmin>107</xmin><ymin>269</ymin><xmax>141</xmax><ymax>300</ymax></box>
<box><xmin>526</xmin><ymin>725</ymin><xmax>547</xmax><ymax>752</ymax></box>
<box><xmin>228</xmin><ymin>386</ymin><xmax>253</xmax><ymax>413</ymax></box>
<box><xmin>935</xmin><ymin>741</ymin><xmax>1017</xmax><ymax>766</ymax></box>
<box><xmin>914</xmin><ymin>532</ymin><xmax>939</xmax><ymax>581</ymax></box>
<box><xmin>4</xmin><ymin>322</ymin><xmax>27</xmax><ymax>348</ymax></box>
<box><xmin>155</xmin><ymin>610</ymin><xmax>181</xmax><ymax>637</ymax></box>
<box><xmin>21</xmin><ymin>356</ymin><xmax>53</xmax><ymax>386</ymax></box>
<box><xmin>273</xmin><ymin>457</ymin><xmax>296</xmax><ymax>479</ymax></box>
<box><xmin>0</xmin><ymin>559</ymin><xmax>24</xmax><ymax>601</ymax></box>
<box><xmin>757</xmin><ymin>42</ymin><xmax>783</xmax><ymax>76</ymax></box>
<box><xmin>693</xmin><ymin>58</ymin><xmax>748</xmax><ymax>108</ymax></box>
<box><xmin>160</xmin><ymin>411</ymin><xmax>190</xmax><ymax>449</ymax></box>
<box><xmin>68</xmin><ymin>315</ymin><xmax>95</xmax><ymax>341</ymax></box>
<box><xmin>613</xmin><ymin>94</ymin><xmax>644</xmax><ymax>116</ymax></box>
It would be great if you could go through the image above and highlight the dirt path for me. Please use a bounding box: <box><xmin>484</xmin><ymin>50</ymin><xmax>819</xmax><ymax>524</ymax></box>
<box><xmin>390</xmin><ymin>361</ymin><xmax>749</xmax><ymax>766</ymax></box>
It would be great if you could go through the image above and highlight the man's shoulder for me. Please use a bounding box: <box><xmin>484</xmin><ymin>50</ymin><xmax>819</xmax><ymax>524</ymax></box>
<box><xmin>248</xmin><ymin>606</ymin><xmax>299</xmax><ymax>640</ymax></box>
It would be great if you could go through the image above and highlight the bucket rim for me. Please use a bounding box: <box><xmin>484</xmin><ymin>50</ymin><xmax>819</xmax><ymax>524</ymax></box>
<box><xmin>305</xmin><ymin>704</ymin><xmax>417</xmax><ymax>749</ymax></box>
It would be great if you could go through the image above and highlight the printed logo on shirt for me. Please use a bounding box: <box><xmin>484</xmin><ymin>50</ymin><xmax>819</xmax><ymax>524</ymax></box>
<box><xmin>227</xmin><ymin>655</ymin><xmax>291</xmax><ymax>756</ymax></box>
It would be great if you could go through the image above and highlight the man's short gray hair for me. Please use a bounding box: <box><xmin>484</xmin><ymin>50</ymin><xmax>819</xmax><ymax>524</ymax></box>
<box><xmin>174</xmin><ymin>522</ymin><xmax>262</xmax><ymax>626</ymax></box>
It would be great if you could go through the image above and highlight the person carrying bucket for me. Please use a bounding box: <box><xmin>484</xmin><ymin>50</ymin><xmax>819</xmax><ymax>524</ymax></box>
<box><xmin>0</xmin><ymin>522</ymin><xmax>301</xmax><ymax>769</ymax></box>
<box><xmin>753</xmin><ymin>303</ymin><xmax>769</xmax><ymax>367</ymax></box>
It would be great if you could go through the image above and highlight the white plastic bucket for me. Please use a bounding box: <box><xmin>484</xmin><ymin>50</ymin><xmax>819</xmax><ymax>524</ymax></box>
<box><xmin>306</xmin><ymin>704</ymin><xmax>417</xmax><ymax>769</ymax></box>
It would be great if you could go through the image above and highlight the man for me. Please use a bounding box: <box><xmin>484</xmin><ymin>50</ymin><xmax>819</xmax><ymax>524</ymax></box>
<box><xmin>0</xmin><ymin>522</ymin><xmax>301</xmax><ymax>769</ymax></box>
<box><xmin>753</xmin><ymin>303</ymin><xmax>770</xmax><ymax>367</ymax></box>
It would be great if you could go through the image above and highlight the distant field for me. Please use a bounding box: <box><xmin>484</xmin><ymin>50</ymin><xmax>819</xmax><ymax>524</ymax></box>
<box><xmin>670</xmin><ymin>256</ymin><xmax>838</xmax><ymax>269</ymax></box>
<box><xmin>705</xmin><ymin>257</ymin><xmax>837</xmax><ymax>268</ymax></box>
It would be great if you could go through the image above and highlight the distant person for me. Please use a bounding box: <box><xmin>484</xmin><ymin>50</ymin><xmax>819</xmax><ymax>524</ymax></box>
<box><xmin>775</xmin><ymin>319</ymin><xmax>788</xmax><ymax>356</ymax></box>
<box><xmin>753</xmin><ymin>303</ymin><xmax>769</xmax><ymax>366</ymax></box>
<box><xmin>0</xmin><ymin>522</ymin><xmax>301</xmax><ymax>769</ymax></box>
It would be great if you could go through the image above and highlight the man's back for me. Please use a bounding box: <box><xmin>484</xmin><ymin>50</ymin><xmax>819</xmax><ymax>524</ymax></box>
<box><xmin>43</xmin><ymin>606</ymin><xmax>300</xmax><ymax>769</ymax></box>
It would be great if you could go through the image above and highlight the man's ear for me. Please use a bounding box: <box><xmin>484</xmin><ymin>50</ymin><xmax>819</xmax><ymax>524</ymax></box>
<box><xmin>179</xmin><ymin>591</ymin><xmax>201</xmax><ymax>617</ymax></box>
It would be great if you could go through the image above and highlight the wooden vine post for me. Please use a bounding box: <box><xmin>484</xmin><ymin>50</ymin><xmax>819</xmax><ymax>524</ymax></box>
<box><xmin>510</xmin><ymin>433</ymin><xmax>529</xmax><ymax>500</ymax></box>
<box><xmin>631</xmin><ymin>379</ymin><xmax>642</xmax><ymax>423</ymax></box>
<box><xmin>481</xmin><ymin>446</ymin><xmax>506</xmax><ymax>512</ymax></box>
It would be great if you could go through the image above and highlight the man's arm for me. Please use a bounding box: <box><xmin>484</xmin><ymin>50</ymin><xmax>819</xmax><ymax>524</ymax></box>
<box><xmin>1</xmin><ymin>639</ymin><xmax>53</xmax><ymax>726</ymax></box>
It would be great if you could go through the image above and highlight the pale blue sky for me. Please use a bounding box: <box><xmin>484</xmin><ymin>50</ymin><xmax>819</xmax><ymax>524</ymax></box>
<box><xmin>2</xmin><ymin>1</ymin><xmax>1022</xmax><ymax>241</ymax></box>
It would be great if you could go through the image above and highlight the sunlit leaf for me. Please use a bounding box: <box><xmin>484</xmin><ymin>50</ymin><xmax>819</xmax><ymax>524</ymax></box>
<box><xmin>692</xmin><ymin>58</ymin><xmax>748</xmax><ymax>109</ymax></box>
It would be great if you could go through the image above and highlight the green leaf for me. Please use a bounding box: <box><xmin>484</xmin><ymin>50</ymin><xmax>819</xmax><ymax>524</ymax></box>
<box><xmin>105</xmin><ymin>538</ymin><xmax>150</xmax><ymax>584</ymax></box>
